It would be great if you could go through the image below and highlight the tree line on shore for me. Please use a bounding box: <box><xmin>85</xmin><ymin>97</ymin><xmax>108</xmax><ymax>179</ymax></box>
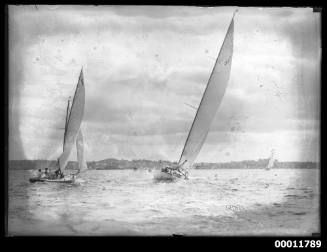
<box><xmin>9</xmin><ymin>158</ymin><xmax>318</xmax><ymax>170</ymax></box>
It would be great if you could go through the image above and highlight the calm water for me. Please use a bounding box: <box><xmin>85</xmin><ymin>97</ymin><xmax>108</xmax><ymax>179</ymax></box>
<box><xmin>8</xmin><ymin>168</ymin><xmax>319</xmax><ymax>236</ymax></box>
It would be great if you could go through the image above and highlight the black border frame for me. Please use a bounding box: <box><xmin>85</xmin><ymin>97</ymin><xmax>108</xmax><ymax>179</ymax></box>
<box><xmin>2</xmin><ymin>1</ymin><xmax>325</xmax><ymax>250</ymax></box>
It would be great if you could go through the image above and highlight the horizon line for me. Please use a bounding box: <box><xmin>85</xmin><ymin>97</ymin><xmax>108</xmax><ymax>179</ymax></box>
<box><xmin>8</xmin><ymin>158</ymin><xmax>320</xmax><ymax>164</ymax></box>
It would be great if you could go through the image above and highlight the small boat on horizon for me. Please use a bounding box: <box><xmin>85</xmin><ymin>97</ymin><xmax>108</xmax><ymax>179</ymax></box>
<box><xmin>154</xmin><ymin>11</ymin><xmax>236</xmax><ymax>182</ymax></box>
<box><xmin>265</xmin><ymin>149</ymin><xmax>276</xmax><ymax>171</ymax></box>
<box><xmin>29</xmin><ymin>68</ymin><xmax>87</xmax><ymax>183</ymax></box>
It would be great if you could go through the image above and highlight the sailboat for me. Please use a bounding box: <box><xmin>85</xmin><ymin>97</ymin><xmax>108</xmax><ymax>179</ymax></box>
<box><xmin>154</xmin><ymin>12</ymin><xmax>235</xmax><ymax>181</ymax></box>
<box><xmin>265</xmin><ymin>149</ymin><xmax>275</xmax><ymax>171</ymax></box>
<box><xmin>29</xmin><ymin>68</ymin><xmax>86</xmax><ymax>183</ymax></box>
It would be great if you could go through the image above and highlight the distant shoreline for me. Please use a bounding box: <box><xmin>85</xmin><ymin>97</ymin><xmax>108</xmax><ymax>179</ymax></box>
<box><xmin>8</xmin><ymin>159</ymin><xmax>319</xmax><ymax>170</ymax></box>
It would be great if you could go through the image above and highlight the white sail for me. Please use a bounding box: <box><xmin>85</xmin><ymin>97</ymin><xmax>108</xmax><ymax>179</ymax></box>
<box><xmin>64</xmin><ymin>98</ymin><xmax>87</xmax><ymax>172</ymax></box>
<box><xmin>76</xmin><ymin>128</ymin><xmax>87</xmax><ymax>172</ymax></box>
<box><xmin>266</xmin><ymin>150</ymin><xmax>275</xmax><ymax>169</ymax></box>
<box><xmin>58</xmin><ymin>69</ymin><xmax>85</xmax><ymax>171</ymax></box>
<box><xmin>178</xmin><ymin>15</ymin><xmax>234</xmax><ymax>168</ymax></box>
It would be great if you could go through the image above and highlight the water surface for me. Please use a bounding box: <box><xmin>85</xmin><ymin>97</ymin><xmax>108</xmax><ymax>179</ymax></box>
<box><xmin>8</xmin><ymin>168</ymin><xmax>319</xmax><ymax>236</ymax></box>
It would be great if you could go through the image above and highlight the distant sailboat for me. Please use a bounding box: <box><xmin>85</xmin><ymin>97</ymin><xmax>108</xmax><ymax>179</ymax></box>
<box><xmin>30</xmin><ymin>68</ymin><xmax>86</xmax><ymax>183</ymax></box>
<box><xmin>154</xmin><ymin>12</ymin><xmax>235</xmax><ymax>181</ymax></box>
<box><xmin>265</xmin><ymin>149</ymin><xmax>275</xmax><ymax>170</ymax></box>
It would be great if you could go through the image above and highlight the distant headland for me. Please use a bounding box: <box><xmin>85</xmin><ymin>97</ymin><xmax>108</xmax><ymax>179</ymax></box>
<box><xmin>8</xmin><ymin>158</ymin><xmax>319</xmax><ymax>170</ymax></box>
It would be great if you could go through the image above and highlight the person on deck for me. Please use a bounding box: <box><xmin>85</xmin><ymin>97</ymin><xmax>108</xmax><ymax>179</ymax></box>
<box><xmin>55</xmin><ymin>169</ymin><xmax>64</xmax><ymax>179</ymax></box>
<box><xmin>44</xmin><ymin>168</ymin><xmax>51</xmax><ymax>179</ymax></box>
<box><xmin>37</xmin><ymin>169</ymin><xmax>42</xmax><ymax>178</ymax></box>
<box><xmin>40</xmin><ymin>169</ymin><xmax>47</xmax><ymax>178</ymax></box>
<box><xmin>54</xmin><ymin>169</ymin><xmax>60</xmax><ymax>178</ymax></box>
<box><xmin>48</xmin><ymin>169</ymin><xmax>56</xmax><ymax>179</ymax></box>
<box><xmin>59</xmin><ymin>170</ymin><xmax>64</xmax><ymax>179</ymax></box>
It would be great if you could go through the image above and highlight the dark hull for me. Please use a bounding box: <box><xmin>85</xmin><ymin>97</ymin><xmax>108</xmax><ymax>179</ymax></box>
<box><xmin>29</xmin><ymin>177</ymin><xmax>75</xmax><ymax>184</ymax></box>
<box><xmin>153</xmin><ymin>171</ymin><xmax>179</xmax><ymax>182</ymax></box>
<box><xmin>153</xmin><ymin>167</ymin><xmax>188</xmax><ymax>182</ymax></box>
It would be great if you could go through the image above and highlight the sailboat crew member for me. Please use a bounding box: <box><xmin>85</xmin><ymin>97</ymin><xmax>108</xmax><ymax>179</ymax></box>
<box><xmin>37</xmin><ymin>169</ymin><xmax>42</xmax><ymax>178</ymax></box>
<box><xmin>55</xmin><ymin>169</ymin><xmax>64</xmax><ymax>179</ymax></box>
<box><xmin>43</xmin><ymin>168</ymin><xmax>51</xmax><ymax>178</ymax></box>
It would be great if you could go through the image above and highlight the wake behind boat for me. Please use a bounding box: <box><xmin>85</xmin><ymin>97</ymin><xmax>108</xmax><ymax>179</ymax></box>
<box><xmin>29</xmin><ymin>68</ymin><xmax>86</xmax><ymax>183</ymax></box>
<box><xmin>154</xmin><ymin>11</ymin><xmax>236</xmax><ymax>182</ymax></box>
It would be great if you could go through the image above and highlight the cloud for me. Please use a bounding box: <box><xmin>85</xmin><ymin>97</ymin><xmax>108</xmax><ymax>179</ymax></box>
<box><xmin>198</xmin><ymin>129</ymin><xmax>319</xmax><ymax>162</ymax></box>
<box><xmin>9</xmin><ymin>6</ymin><xmax>320</xmax><ymax>162</ymax></box>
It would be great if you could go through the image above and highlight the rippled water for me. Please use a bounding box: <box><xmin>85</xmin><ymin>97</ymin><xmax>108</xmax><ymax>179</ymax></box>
<box><xmin>8</xmin><ymin>168</ymin><xmax>319</xmax><ymax>236</ymax></box>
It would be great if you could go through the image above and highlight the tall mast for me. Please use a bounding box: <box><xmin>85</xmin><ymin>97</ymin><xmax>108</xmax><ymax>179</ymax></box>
<box><xmin>63</xmin><ymin>99</ymin><xmax>71</xmax><ymax>151</ymax></box>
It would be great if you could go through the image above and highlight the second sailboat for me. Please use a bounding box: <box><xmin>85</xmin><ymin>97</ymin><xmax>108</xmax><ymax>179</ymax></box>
<box><xmin>154</xmin><ymin>12</ymin><xmax>236</xmax><ymax>181</ymax></box>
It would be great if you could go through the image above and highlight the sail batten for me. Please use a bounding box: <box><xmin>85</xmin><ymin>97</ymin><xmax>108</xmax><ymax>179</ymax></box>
<box><xmin>58</xmin><ymin>69</ymin><xmax>85</xmax><ymax>171</ymax></box>
<box><xmin>178</xmin><ymin>15</ymin><xmax>234</xmax><ymax>168</ymax></box>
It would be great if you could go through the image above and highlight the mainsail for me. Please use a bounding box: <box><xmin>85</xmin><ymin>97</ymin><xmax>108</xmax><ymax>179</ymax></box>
<box><xmin>178</xmin><ymin>14</ymin><xmax>234</xmax><ymax>168</ymax></box>
<box><xmin>64</xmin><ymin>97</ymin><xmax>87</xmax><ymax>172</ymax></box>
<box><xmin>58</xmin><ymin>68</ymin><xmax>85</xmax><ymax>171</ymax></box>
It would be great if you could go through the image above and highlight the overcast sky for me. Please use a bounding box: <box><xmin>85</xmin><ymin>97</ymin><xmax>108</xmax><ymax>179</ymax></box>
<box><xmin>9</xmin><ymin>6</ymin><xmax>321</xmax><ymax>163</ymax></box>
